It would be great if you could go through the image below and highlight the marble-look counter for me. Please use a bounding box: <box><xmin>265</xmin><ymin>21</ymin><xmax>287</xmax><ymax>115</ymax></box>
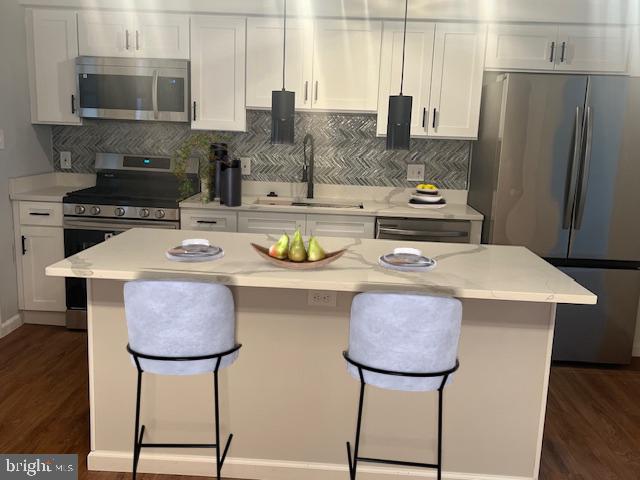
<box><xmin>46</xmin><ymin>228</ymin><xmax>595</xmax><ymax>480</ymax></box>
<box><xmin>46</xmin><ymin>228</ymin><xmax>594</xmax><ymax>304</ymax></box>
<box><xmin>180</xmin><ymin>193</ymin><xmax>484</xmax><ymax>221</ymax></box>
<box><xmin>9</xmin><ymin>172</ymin><xmax>96</xmax><ymax>202</ymax></box>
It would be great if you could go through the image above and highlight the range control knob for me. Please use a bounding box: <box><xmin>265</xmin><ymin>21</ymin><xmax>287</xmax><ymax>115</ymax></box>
<box><xmin>114</xmin><ymin>207</ymin><xmax>126</xmax><ymax>217</ymax></box>
<box><xmin>155</xmin><ymin>209</ymin><xmax>165</xmax><ymax>219</ymax></box>
<box><xmin>74</xmin><ymin>205</ymin><xmax>86</xmax><ymax>215</ymax></box>
<box><xmin>139</xmin><ymin>208</ymin><xmax>150</xmax><ymax>218</ymax></box>
<box><xmin>90</xmin><ymin>206</ymin><xmax>101</xmax><ymax>216</ymax></box>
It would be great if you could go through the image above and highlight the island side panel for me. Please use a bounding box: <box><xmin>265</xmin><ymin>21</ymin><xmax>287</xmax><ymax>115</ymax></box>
<box><xmin>86</xmin><ymin>278</ymin><xmax>554</xmax><ymax>480</ymax></box>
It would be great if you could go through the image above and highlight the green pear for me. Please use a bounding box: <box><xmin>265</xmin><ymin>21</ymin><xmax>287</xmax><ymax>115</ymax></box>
<box><xmin>288</xmin><ymin>229</ymin><xmax>307</xmax><ymax>262</ymax></box>
<box><xmin>307</xmin><ymin>236</ymin><xmax>326</xmax><ymax>262</ymax></box>
<box><xmin>268</xmin><ymin>233</ymin><xmax>289</xmax><ymax>259</ymax></box>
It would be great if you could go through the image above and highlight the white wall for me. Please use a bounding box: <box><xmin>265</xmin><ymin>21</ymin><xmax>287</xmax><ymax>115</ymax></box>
<box><xmin>0</xmin><ymin>0</ymin><xmax>53</xmax><ymax>329</ymax></box>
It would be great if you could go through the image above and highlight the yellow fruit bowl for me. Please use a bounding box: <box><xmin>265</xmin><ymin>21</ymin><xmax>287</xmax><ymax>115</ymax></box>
<box><xmin>250</xmin><ymin>243</ymin><xmax>347</xmax><ymax>270</ymax></box>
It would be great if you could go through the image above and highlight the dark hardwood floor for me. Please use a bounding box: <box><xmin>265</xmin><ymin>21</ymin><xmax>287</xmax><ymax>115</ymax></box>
<box><xmin>2</xmin><ymin>325</ymin><xmax>640</xmax><ymax>479</ymax></box>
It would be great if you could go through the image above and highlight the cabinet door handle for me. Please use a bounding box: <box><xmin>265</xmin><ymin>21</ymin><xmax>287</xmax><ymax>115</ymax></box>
<box><xmin>422</xmin><ymin>107</ymin><xmax>427</xmax><ymax>128</ymax></box>
<box><xmin>136</xmin><ymin>30</ymin><xmax>140</xmax><ymax>50</ymax></box>
<box><xmin>193</xmin><ymin>101</ymin><xmax>197</xmax><ymax>121</ymax></box>
<box><xmin>125</xmin><ymin>30</ymin><xmax>130</xmax><ymax>50</ymax></box>
<box><xmin>432</xmin><ymin>108</ymin><xmax>437</xmax><ymax>129</ymax></box>
<box><xmin>314</xmin><ymin>81</ymin><xmax>318</xmax><ymax>102</ymax></box>
<box><xmin>560</xmin><ymin>41</ymin><xmax>566</xmax><ymax>63</ymax></box>
<box><xmin>21</xmin><ymin>235</ymin><xmax>26</xmax><ymax>255</ymax></box>
<box><xmin>304</xmin><ymin>81</ymin><xmax>308</xmax><ymax>102</ymax></box>
<box><xmin>196</xmin><ymin>220</ymin><xmax>218</xmax><ymax>225</ymax></box>
<box><xmin>29</xmin><ymin>212</ymin><xmax>50</xmax><ymax>216</ymax></box>
<box><xmin>549</xmin><ymin>41</ymin><xmax>555</xmax><ymax>62</ymax></box>
<box><xmin>71</xmin><ymin>94</ymin><xmax>76</xmax><ymax>114</ymax></box>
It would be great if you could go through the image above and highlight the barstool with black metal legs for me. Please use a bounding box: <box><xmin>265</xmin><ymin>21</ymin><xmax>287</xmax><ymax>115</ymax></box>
<box><xmin>343</xmin><ymin>292</ymin><xmax>462</xmax><ymax>480</ymax></box>
<box><xmin>124</xmin><ymin>279</ymin><xmax>242</xmax><ymax>480</ymax></box>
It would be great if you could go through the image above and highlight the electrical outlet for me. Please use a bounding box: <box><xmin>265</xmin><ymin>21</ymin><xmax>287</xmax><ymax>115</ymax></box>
<box><xmin>240</xmin><ymin>157</ymin><xmax>251</xmax><ymax>176</ymax></box>
<box><xmin>406</xmin><ymin>164</ymin><xmax>425</xmax><ymax>182</ymax></box>
<box><xmin>60</xmin><ymin>151</ymin><xmax>72</xmax><ymax>170</ymax></box>
<box><xmin>308</xmin><ymin>290</ymin><xmax>337</xmax><ymax>307</ymax></box>
<box><xmin>0</xmin><ymin>129</ymin><xmax>4</xmax><ymax>150</ymax></box>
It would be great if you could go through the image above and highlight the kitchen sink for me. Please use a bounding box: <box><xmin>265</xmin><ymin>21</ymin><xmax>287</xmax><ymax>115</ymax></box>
<box><xmin>253</xmin><ymin>198</ymin><xmax>364</xmax><ymax>209</ymax></box>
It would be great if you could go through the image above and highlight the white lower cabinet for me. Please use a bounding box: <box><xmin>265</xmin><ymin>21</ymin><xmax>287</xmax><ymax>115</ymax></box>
<box><xmin>238</xmin><ymin>212</ymin><xmax>305</xmax><ymax>235</ymax></box>
<box><xmin>306</xmin><ymin>214</ymin><xmax>375</xmax><ymax>239</ymax></box>
<box><xmin>180</xmin><ymin>209</ymin><xmax>237</xmax><ymax>231</ymax></box>
<box><xmin>19</xmin><ymin>225</ymin><xmax>66</xmax><ymax>312</ymax></box>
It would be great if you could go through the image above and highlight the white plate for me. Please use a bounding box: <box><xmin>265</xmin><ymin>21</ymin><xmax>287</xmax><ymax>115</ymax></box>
<box><xmin>410</xmin><ymin>193</ymin><xmax>443</xmax><ymax>203</ymax></box>
<box><xmin>407</xmin><ymin>202</ymin><xmax>447</xmax><ymax>209</ymax></box>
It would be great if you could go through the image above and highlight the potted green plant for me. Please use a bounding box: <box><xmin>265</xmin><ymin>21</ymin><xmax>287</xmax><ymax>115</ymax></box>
<box><xmin>173</xmin><ymin>132</ymin><xmax>230</xmax><ymax>203</ymax></box>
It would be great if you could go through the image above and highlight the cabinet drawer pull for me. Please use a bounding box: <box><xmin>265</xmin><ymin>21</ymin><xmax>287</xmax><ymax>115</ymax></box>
<box><xmin>21</xmin><ymin>235</ymin><xmax>27</xmax><ymax>255</ymax></box>
<box><xmin>29</xmin><ymin>212</ymin><xmax>51</xmax><ymax>216</ymax></box>
<box><xmin>196</xmin><ymin>220</ymin><xmax>218</xmax><ymax>224</ymax></box>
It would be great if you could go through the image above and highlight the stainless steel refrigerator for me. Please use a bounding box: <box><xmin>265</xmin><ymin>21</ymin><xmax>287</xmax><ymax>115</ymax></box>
<box><xmin>469</xmin><ymin>72</ymin><xmax>640</xmax><ymax>364</ymax></box>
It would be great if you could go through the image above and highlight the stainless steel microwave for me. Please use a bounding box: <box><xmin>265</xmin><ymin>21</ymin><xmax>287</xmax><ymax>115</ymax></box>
<box><xmin>76</xmin><ymin>56</ymin><xmax>189</xmax><ymax>122</ymax></box>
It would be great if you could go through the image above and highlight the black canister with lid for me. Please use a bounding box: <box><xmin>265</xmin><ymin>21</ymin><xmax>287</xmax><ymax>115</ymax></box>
<box><xmin>220</xmin><ymin>159</ymin><xmax>242</xmax><ymax>207</ymax></box>
<box><xmin>209</xmin><ymin>143</ymin><xmax>228</xmax><ymax>199</ymax></box>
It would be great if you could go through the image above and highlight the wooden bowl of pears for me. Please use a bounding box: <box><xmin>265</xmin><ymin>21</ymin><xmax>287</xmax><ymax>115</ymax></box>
<box><xmin>251</xmin><ymin>230</ymin><xmax>346</xmax><ymax>270</ymax></box>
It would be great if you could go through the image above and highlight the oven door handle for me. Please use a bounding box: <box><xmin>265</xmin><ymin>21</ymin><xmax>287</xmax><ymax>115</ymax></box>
<box><xmin>152</xmin><ymin>70</ymin><xmax>159</xmax><ymax>120</ymax></box>
<box><xmin>63</xmin><ymin>218</ymin><xmax>178</xmax><ymax>231</ymax></box>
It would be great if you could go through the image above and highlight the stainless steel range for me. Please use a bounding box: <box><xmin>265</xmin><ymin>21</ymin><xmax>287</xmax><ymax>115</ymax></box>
<box><xmin>63</xmin><ymin>152</ymin><xmax>198</xmax><ymax>328</ymax></box>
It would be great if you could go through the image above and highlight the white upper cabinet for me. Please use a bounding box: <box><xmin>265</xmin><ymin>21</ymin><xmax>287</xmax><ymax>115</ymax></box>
<box><xmin>428</xmin><ymin>23</ymin><xmax>487</xmax><ymax>139</ymax></box>
<box><xmin>190</xmin><ymin>16</ymin><xmax>246</xmax><ymax>131</ymax></box>
<box><xmin>26</xmin><ymin>8</ymin><xmax>80</xmax><ymax>125</ymax></box>
<box><xmin>485</xmin><ymin>24</ymin><xmax>558</xmax><ymax>71</ymax></box>
<box><xmin>246</xmin><ymin>18</ymin><xmax>314</xmax><ymax>109</ymax></box>
<box><xmin>555</xmin><ymin>26</ymin><xmax>628</xmax><ymax>73</ymax></box>
<box><xmin>377</xmin><ymin>21</ymin><xmax>435</xmax><ymax>137</ymax></box>
<box><xmin>78</xmin><ymin>11</ymin><xmax>132</xmax><ymax>57</ymax></box>
<box><xmin>78</xmin><ymin>11</ymin><xmax>189</xmax><ymax>59</ymax></box>
<box><xmin>312</xmin><ymin>20</ymin><xmax>382</xmax><ymax>111</ymax></box>
<box><xmin>133</xmin><ymin>13</ymin><xmax>190</xmax><ymax>59</ymax></box>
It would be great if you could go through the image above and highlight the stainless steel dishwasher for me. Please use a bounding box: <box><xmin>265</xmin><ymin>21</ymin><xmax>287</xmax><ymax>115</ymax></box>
<box><xmin>375</xmin><ymin>217</ymin><xmax>471</xmax><ymax>243</ymax></box>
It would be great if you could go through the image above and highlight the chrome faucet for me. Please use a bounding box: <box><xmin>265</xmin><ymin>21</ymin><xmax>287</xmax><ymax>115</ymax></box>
<box><xmin>302</xmin><ymin>133</ymin><xmax>315</xmax><ymax>199</ymax></box>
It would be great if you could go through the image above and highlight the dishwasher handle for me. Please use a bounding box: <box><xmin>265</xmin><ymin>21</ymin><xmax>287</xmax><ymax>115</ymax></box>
<box><xmin>377</xmin><ymin>227</ymin><xmax>467</xmax><ymax>238</ymax></box>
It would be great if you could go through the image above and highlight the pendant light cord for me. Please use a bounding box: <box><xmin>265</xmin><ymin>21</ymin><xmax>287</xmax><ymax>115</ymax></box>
<box><xmin>400</xmin><ymin>0</ymin><xmax>408</xmax><ymax>95</ymax></box>
<box><xmin>282</xmin><ymin>0</ymin><xmax>287</xmax><ymax>91</ymax></box>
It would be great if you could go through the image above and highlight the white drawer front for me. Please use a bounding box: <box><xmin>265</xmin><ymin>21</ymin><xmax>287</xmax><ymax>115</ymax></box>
<box><xmin>19</xmin><ymin>201</ymin><xmax>63</xmax><ymax>227</ymax></box>
<box><xmin>238</xmin><ymin>212</ymin><xmax>305</xmax><ymax>235</ymax></box>
<box><xmin>180</xmin><ymin>209</ymin><xmax>238</xmax><ymax>232</ymax></box>
<box><xmin>307</xmin><ymin>214</ymin><xmax>375</xmax><ymax>239</ymax></box>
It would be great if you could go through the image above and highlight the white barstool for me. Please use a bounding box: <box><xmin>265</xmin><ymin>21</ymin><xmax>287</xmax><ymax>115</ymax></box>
<box><xmin>343</xmin><ymin>292</ymin><xmax>462</xmax><ymax>480</ymax></box>
<box><xmin>124</xmin><ymin>279</ymin><xmax>241</xmax><ymax>480</ymax></box>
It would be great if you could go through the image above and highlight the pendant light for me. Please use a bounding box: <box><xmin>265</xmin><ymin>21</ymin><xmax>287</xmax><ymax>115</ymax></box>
<box><xmin>271</xmin><ymin>0</ymin><xmax>295</xmax><ymax>144</ymax></box>
<box><xmin>386</xmin><ymin>0</ymin><xmax>412</xmax><ymax>150</ymax></box>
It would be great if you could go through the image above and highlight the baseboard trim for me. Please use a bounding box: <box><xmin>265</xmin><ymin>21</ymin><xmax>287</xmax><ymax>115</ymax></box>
<box><xmin>88</xmin><ymin>451</ymin><xmax>533</xmax><ymax>480</ymax></box>
<box><xmin>0</xmin><ymin>313</ymin><xmax>23</xmax><ymax>338</ymax></box>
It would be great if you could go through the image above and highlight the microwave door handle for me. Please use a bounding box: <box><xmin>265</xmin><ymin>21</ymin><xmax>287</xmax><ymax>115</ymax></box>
<box><xmin>575</xmin><ymin>106</ymin><xmax>593</xmax><ymax>229</ymax></box>
<box><xmin>152</xmin><ymin>70</ymin><xmax>159</xmax><ymax>120</ymax></box>
<box><xmin>563</xmin><ymin>106</ymin><xmax>583</xmax><ymax>229</ymax></box>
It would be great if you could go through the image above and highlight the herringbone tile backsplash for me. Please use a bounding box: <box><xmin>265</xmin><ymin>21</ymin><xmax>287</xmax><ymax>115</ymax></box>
<box><xmin>52</xmin><ymin>111</ymin><xmax>471</xmax><ymax>189</ymax></box>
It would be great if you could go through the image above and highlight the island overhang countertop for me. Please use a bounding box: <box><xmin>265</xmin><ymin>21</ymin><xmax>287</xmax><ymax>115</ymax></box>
<box><xmin>46</xmin><ymin>228</ymin><xmax>596</xmax><ymax>305</ymax></box>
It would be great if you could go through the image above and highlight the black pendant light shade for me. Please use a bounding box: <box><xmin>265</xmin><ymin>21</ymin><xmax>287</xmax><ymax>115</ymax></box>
<box><xmin>271</xmin><ymin>0</ymin><xmax>295</xmax><ymax>144</ymax></box>
<box><xmin>386</xmin><ymin>94</ymin><xmax>412</xmax><ymax>150</ymax></box>
<box><xmin>271</xmin><ymin>90</ymin><xmax>295</xmax><ymax>144</ymax></box>
<box><xmin>386</xmin><ymin>0</ymin><xmax>412</xmax><ymax>151</ymax></box>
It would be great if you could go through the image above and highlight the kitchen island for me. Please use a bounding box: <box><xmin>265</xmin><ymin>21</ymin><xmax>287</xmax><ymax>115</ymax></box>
<box><xmin>46</xmin><ymin>228</ymin><xmax>595</xmax><ymax>480</ymax></box>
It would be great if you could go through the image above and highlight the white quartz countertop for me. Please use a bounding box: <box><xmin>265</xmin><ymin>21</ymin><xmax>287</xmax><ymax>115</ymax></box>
<box><xmin>180</xmin><ymin>194</ymin><xmax>484</xmax><ymax>221</ymax></box>
<box><xmin>46</xmin><ymin>228</ymin><xmax>595</xmax><ymax>304</ymax></box>
<box><xmin>9</xmin><ymin>172</ymin><xmax>96</xmax><ymax>202</ymax></box>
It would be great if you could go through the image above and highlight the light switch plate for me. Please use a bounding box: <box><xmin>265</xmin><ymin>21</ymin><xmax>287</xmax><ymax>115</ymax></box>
<box><xmin>0</xmin><ymin>129</ymin><xmax>5</xmax><ymax>150</ymax></box>
<box><xmin>60</xmin><ymin>151</ymin><xmax>72</xmax><ymax>170</ymax></box>
<box><xmin>240</xmin><ymin>157</ymin><xmax>251</xmax><ymax>176</ymax></box>
<box><xmin>406</xmin><ymin>164</ymin><xmax>425</xmax><ymax>182</ymax></box>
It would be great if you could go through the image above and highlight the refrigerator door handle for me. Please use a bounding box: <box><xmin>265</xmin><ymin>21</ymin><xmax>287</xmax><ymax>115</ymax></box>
<box><xmin>575</xmin><ymin>106</ymin><xmax>593</xmax><ymax>229</ymax></box>
<box><xmin>563</xmin><ymin>106</ymin><xmax>583</xmax><ymax>229</ymax></box>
